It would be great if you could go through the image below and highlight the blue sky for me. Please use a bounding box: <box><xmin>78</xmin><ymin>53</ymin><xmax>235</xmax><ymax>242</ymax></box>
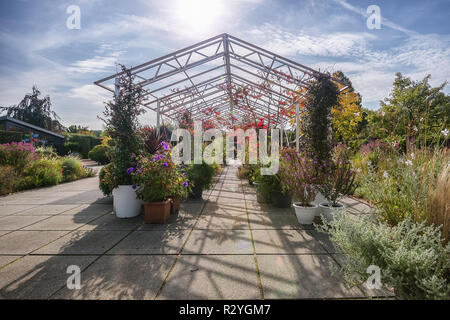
<box><xmin>1</xmin><ymin>0</ymin><xmax>449</xmax><ymax>129</ymax></box>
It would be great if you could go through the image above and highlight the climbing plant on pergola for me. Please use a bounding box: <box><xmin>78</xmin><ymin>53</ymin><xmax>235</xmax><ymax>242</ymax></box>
<box><xmin>95</xmin><ymin>33</ymin><xmax>346</xmax><ymax>149</ymax></box>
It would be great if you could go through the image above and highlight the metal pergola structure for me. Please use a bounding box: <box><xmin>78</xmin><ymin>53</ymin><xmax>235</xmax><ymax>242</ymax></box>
<box><xmin>94</xmin><ymin>33</ymin><xmax>345</xmax><ymax>149</ymax></box>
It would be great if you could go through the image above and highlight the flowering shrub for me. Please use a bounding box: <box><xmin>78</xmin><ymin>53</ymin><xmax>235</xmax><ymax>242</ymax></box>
<box><xmin>0</xmin><ymin>142</ymin><xmax>38</xmax><ymax>171</ymax></box>
<box><xmin>279</xmin><ymin>148</ymin><xmax>319</xmax><ymax>206</ymax></box>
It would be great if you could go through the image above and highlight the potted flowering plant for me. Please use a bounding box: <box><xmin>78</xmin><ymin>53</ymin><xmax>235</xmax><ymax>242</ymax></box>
<box><xmin>132</xmin><ymin>145</ymin><xmax>190</xmax><ymax>223</ymax></box>
<box><xmin>279</xmin><ymin>148</ymin><xmax>320</xmax><ymax>224</ymax></box>
<box><xmin>317</xmin><ymin>151</ymin><xmax>356</xmax><ymax>222</ymax></box>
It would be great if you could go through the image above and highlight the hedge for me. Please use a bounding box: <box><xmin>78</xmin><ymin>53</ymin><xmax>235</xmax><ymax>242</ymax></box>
<box><xmin>0</xmin><ymin>130</ymin><xmax>24</xmax><ymax>144</ymax></box>
<box><xmin>62</xmin><ymin>133</ymin><xmax>102</xmax><ymax>158</ymax></box>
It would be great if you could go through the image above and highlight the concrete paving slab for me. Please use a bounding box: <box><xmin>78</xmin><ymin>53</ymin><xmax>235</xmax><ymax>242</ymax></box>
<box><xmin>307</xmin><ymin>230</ymin><xmax>341</xmax><ymax>254</ymax></box>
<box><xmin>59</xmin><ymin>203</ymin><xmax>113</xmax><ymax>216</ymax></box>
<box><xmin>257</xmin><ymin>254</ymin><xmax>364</xmax><ymax>299</ymax></box>
<box><xmin>16</xmin><ymin>204</ymin><xmax>81</xmax><ymax>216</ymax></box>
<box><xmin>183</xmin><ymin>230</ymin><xmax>253</xmax><ymax>254</ymax></box>
<box><xmin>0</xmin><ymin>255</ymin><xmax>98</xmax><ymax>299</ymax></box>
<box><xmin>0</xmin><ymin>215</ymin><xmax>50</xmax><ymax>231</ymax></box>
<box><xmin>0</xmin><ymin>255</ymin><xmax>22</xmax><ymax>268</ymax></box>
<box><xmin>78</xmin><ymin>212</ymin><xmax>143</xmax><ymax>231</ymax></box>
<box><xmin>195</xmin><ymin>213</ymin><xmax>249</xmax><ymax>230</ymax></box>
<box><xmin>108</xmin><ymin>229</ymin><xmax>190</xmax><ymax>255</ymax></box>
<box><xmin>248</xmin><ymin>213</ymin><xmax>305</xmax><ymax>230</ymax></box>
<box><xmin>252</xmin><ymin>229</ymin><xmax>327</xmax><ymax>254</ymax></box>
<box><xmin>52</xmin><ymin>255</ymin><xmax>176</xmax><ymax>299</ymax></box>
<box><xmin>0</xmin><ymin>231</ymin><xmax>10</xmax><ymax>237</ymax></box>
<box><xmin>33</xmin><ymin>230</ymin><xmax>130</xmax><ymax>255</ymax></box>
<box><xmin>0</xmin><ymin>205</ymin><xmax>38</xmax><ymax>216</ymax></box>
<box><xmin>48</xmin><ymin>190</ymin><xmax>110</xmax><ymax>205</ymax></box>
<box><xmin>159</xmin><ymin>254</ymin><xmax>260</xmax><ymax>300</ymax></box>
<box><xmin>0</xmin><ymin>230</ymin><xmax>67</xmax><ymax>254</ymax></box>
<box><xmin>22</xmin><ymin>215</ymin><xmax>99</xmax><ymax>231</ymax></box>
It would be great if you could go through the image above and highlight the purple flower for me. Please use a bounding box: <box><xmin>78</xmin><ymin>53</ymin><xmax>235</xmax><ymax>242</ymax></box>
<box><xmin>182</xmin><ymin>181</ymin><xmax>189</xmax><ymax>187</ymax></box>
<box><xmin>132</xmin><ymin>184</ymin><xmax>136</xmax><ymax>190</ymax></box>
<box><xmin>126</xmin><ymin>167</ymin><xmax>134</xmax><ymax>173</ymax></box>
<box><xmin>161</xmin><ymin>141</ymin><xmax>170</xmax><ymax>151</ymax></box>
<box><xmin>163</xmin><ymin>162</ymin><xmax>168</xmax><ymax>167</ymax></box>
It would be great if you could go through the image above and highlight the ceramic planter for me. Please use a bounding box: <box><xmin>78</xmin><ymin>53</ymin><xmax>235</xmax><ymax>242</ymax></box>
<box><xmin>143</xmin><ymin>199</ymin><xmax>171</xmax><ymax>224</ymax></box>
<box><xmin>319</xmin><ymin>202</ymin><xmax>345</xmax><ymax>222</ymax></box>
<box><xmin>112</xmin><ymin>185</ymin><xmax>141</xmax><ymax>218</ymax></box>
<box><xmin>293</xmin><ymin>202</ymin><xmax>318</xmax><ymax>225</ymax></box>
<box><xmin>170</xmin><ymin>196</ymin><xmax>181</xmax><ymax>214</ymax></box>
<box><xmin>271</xmin><ymin>190</ymin><xmax>292</xmax><ymax>208</ymax></box>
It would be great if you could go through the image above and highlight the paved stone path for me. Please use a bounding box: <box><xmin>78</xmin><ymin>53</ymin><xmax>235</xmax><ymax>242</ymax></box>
<box><xmin>0</xmin><ymin>165</ymin><xmax>390</xmax><ymax>299</ymax></box>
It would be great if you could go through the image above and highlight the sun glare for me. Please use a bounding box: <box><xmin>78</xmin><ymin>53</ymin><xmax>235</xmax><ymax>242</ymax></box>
<box><xmin>176</xmin><ymin>0</ymin><xmax>224</xmax><ymax>31</ymax></box>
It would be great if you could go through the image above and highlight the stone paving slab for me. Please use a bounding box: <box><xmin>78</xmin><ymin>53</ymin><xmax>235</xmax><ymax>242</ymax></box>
<box><xmin>0</xmin><ymin>231</ymin><xmax>68</xmax><ymax>254</ymax></box>
<box><xmin>22</xmin><ymin>215</ymin><xmax>99</xmax><ymax>231</ymax></box>
<box><xmin>108</xmin><ymin>229</ymin><xmax>190</xmax><ymax>255</ymax></box>
<box><xmin>195</xmin><ymin>213</ymin><xmax>249</xmax><ymax>230</ymax></box>
<box><xmin>257</xmin><ymin>254</ymin><xmax>364</xmax><ymax>299</ymax></box>
<box><xmin>0</xmin><ymin>255</ymin><xmax>98</xmax><ymax>299</ymax></box>
<box><xmin>183</xmin><ymin>230</ymin><xmax>253</xmax><ymax>254</ymax></box>
<box><xmin>248</xmin><ymin>213</ymin><xmax>305</xmax><ymax>230</ymax></box>
<box><xmin>52</xmin><ymin>255</ymin><xmax>176</xmax><ymax>299</ymax></box>
<box><xmin>252</xmin><ymin>229</ymin><xmax>327</xmax><ymax>254</ymax></box>
<box><xmin>33</xmin><ymin>230</ymin><xmax>130</xmax><ymax>255</ymax></box>
<box><xmin>0</xmin><ymin>231</ymin><xmax>10</xmax><ymax>237</ymax></box>
<box><xmin>158</xmin><ymin>254</ymin><xmax>260</xmax><ymax>300</ymax></box>
<box><xmin>0</xmin><ymin>215</ymin><xmax>50</xmax><ymax>231</ymax></box>
<box><xmin>15</xmin><ymin>204</ymin><xmax>82</xmax><ymax>216</ymax></box>
<box><xmin>0</xmin><ymin>205</ymin><xmax>39</xmax><ymax>216</ymax></box>
<box><xmin>0</xmin><ymin>255</ymin><xmax>22</xmax><ymax>268</ymax></box>
<box><xmin>59</xmin><ymin>203</ymin><xmax>113</xmax><ymax>216</ymax></box>
<box><xmin>78</xmin><ymin>213</ymin><xmax>143</xmax><ymax>231</ymax></box>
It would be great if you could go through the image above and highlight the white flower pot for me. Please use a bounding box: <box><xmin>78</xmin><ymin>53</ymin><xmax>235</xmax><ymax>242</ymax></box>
<box><xmin>112</xmin><ymin>185</ymin><xmax>142</xmax><ymax>218</ymax></box>
<box><xmin>319</xmin><ymin>202</ymin><xmax>345</xmax><ymax>222</ymax></box>
<box><xmin>293</xmin><ymin>203</ymin><xmax>318</xmax><ymax>225</ymax></box>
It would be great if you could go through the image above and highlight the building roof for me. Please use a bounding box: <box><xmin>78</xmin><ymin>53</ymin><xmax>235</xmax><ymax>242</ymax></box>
<box><xmin>0</xmin><ymin>116</ymin><xmax>65</xmax><ymax>139</ymax></box>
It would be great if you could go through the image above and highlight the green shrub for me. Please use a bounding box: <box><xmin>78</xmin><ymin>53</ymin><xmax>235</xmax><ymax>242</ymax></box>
<box><xmin>0</xmin><ymin>130</ymin><xmax>23</xmax><ymax>144</ymax></box>
<box><xmin>63</xmin><ymin>133</ymin><xmax>102</xmax><ymax>158</ymax></box>
<box><xmin>21</xmin><ymin>159</ymin><xmax>62</xmax><ymax>188</ymax></box>
<box><xmin>186</xmin><ymin>162</ymin><xmax>215</xmax><ymax>190</ymax></box>
<box><xmin>88</xmin><ymin>144</ymin><xmax>110</xmax><ymax>164</ymax></box>
<box><xmin>61</xmin><ymin>156</ymin><xmax>84</xmax><ymax>181</ymax></box>
<box><xmin>320</xmin><ymin>212</ymin><xmax>450</xmax><ymax>300</ymax></box>
<box><xmin>35</xmin><ymin>145</ymin><xmax>58</xmax><ymax>158</ymax></box>
<box><xmin>0</xmin><ymin>165</ymin><xmax>19</xmax><ymax>195</ymax></box>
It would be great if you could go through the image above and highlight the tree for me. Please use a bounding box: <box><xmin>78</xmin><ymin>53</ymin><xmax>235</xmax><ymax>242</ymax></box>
<box><xmin>331</xmin><ymin>71</ymin><xmax>363</xmax><ymax>148</ymax></box>
<box><xmin>302</xmin><ymin>74</ymin><xmax>339</xmax><ymax>162</ymax></box>
<box><xmin>1</xmin><ymin>86</ymin><xmax>65</xmax><ymax>132</ymax></box>
<box><xmin>99</xmin><ymin>65</ymin><xmax>146</xmax><ymax>186</ymax></box>
<box><xmin>380</xmin><ymin>73</ymin><xmax>449</xmax><ymax>152</ymax></box>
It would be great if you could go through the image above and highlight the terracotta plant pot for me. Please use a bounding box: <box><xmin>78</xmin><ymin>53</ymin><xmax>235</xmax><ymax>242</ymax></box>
<box><xmin>143</xmin><ymin>199</ymin><xmax>171</xmax><ymax>224</ymax></box>
<box><xmin>170</xmin><ymin>197</ymin><xmax>181</xmax><ymax>214</ymax></box>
